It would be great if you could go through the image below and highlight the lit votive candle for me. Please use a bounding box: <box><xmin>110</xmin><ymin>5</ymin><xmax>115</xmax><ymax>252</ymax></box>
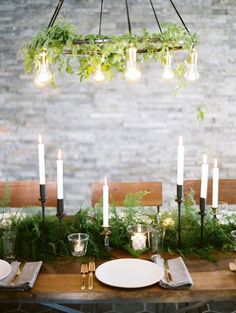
<box><xmin>74</xmin><ymin>241</ymin><xmax>84</xmax><ymax>254</ymax></box>
<box><xmin>131</xmin><ymin>233</ymin><xmax>147</xmax><ymax>251</ymax></box>
<box><xmin>68</xmin><ymin>233</ymin><xmax>89</xmax><ymax>257</ymax></box>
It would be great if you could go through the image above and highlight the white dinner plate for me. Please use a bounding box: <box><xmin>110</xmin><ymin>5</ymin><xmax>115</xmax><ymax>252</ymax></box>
<box><xmin>0</xmin><ymin>259</ymin><xmax>11</xmax><ymax>280</ymax></box>
<box><xmin>95</xmin><ymin>258</ymin><xmax>164</xmax><ymax>288</ymax></box>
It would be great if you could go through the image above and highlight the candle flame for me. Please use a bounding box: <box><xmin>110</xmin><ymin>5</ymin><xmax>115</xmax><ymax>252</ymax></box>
<box><xmin>58</xmin><ymin>149</ymin><xmax>62</xmax><ymax>160</ymax></box>
<box><xmin>38</xmin><ymin>134</ymin><xmax>42</xmax><ymax>144</ymax></box>
<box><xmin>214</xmin><ymin>158</ymin><xmax>218</xmax><ymax>168</ymax></box>
<box><xmin>178</xmin><ymin>136</ymin><xmax>183</xmax><ymax>145</ymax></box>
<box><xmin>203</xmin><ymin>154</ymin><xmax>207</xmax><ymax>164</ymax></box>
<box><xmin>104</xmin><ymin>176</ymin><xmax>107</xmax><ymax>186</ymax></box>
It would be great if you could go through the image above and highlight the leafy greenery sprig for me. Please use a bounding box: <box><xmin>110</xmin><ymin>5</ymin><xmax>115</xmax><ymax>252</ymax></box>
<box><xmin>22</xmin><ymin>20</ymin><xmax>199</xmax><ymax>83</ymax></box>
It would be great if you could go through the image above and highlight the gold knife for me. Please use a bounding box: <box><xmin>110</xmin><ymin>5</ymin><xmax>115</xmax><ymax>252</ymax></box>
<box><xmin>164</xmin><ymin>260</ymin><xmax>173</xmax><ymax>283</ymax></box>
<box><xmin>10</xmin><ymin>262</ymin><xmax>25</xmax><ymax>286</ymax></box>
<box><xmin>80</xmin><ymin>263</ymin><xmax>88</xmax><ymax>290</ymax></box>
<box><xmin>88</xmin><ymin>261</ymin><xmax>96</xmax><ymax>290</ymax></box>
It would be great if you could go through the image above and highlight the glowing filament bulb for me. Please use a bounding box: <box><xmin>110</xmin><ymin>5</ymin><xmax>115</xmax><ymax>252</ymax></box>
<box><xmin>185</xmin><ymin>48</ymin><xmax>200</xmax><ymax>81</ymax></box>
<box><xmin>162</xmin><ymin>52</ymin><xmax>174</xmax><ymax>80</ymax></box>
<box><xmin>34</xmin><ymin>50</ymin><xmax>52</xmax><ymax>87</ymax></box>
<box><xmin>93</xmin><ymin>65</ymin><xmax>105</xmax><ymax>82</ymax></box>
<box><xmin>125</xmin><ymin>44</ymin><xmax>141</xmax><ymax>82</ymax></box>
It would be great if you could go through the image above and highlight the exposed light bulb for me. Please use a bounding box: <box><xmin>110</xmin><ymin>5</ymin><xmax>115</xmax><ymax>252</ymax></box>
<box><xmin>185</xmin><ymin>48</ymin><xmax>200</xmax><ymax>81</ymax></box>
<box><xmin>125</xmin><ymin>44</ymin><xmax>141</xmax><ymax>82</ymax></box>
<box><xmin>93</xmin><ymin>65</ymin><xmax>105</xmax><ymax>82</ymax></box>
<box><xmin>162</xmin><ymin>66</ymin><xmax>174</xmax><ymax>80</ymax></box>
<box><xmin>34</xmin><ymin>51</ymin><xmax>52</xmax><ymax>87</ymax></box>
<box><xmin>125</xmin><ymin>67</ymin><xmax>141</xmax><ymax>81</ymax></box>
<box><xmin>162</xmin><ymin>52</ymin><xmax>174</xmax><ymax>80</ymax></box>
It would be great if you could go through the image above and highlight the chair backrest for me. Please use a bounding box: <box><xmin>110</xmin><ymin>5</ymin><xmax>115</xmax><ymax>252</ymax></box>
<box><xmin>184</xmin><ymin>179</ymin><xmax>236</xmax><ymax>205</ymax></box>
<box><xmin>0</xmin><ymin>181</ymin><xmax>57</xmax><ymax>207</ymax></box>
<box><xmin>91</xmin><ymin>181</ymin><xmax>163</xmax><ymax>207</ymax></box>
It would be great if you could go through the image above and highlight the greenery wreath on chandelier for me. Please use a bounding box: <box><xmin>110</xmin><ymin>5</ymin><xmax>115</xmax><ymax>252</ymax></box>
<box><xmin>22</xmin><ymin>20</ymin><xmax>199</xmax><ymax>87</ymax></box>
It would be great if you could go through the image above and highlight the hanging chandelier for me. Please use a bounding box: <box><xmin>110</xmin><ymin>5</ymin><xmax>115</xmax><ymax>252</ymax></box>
<box><xmin>22</xmin><ymin>0</ymin><xmax>199</xmax><ymax>88</ymax></box>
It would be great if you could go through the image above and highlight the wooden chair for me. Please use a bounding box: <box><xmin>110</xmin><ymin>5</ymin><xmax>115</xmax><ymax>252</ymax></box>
<box><xmin>91</xmin><ymin>181</ymin><xmax>163</xmax><ymax>211</ymax></box>
<box><xmin>184</xmin><ymin>179</ymin><xmax>236</xmax><ymax>204</ymax></box>
<box><xmin>0</xmin><ymin>180</ymin><xmax>57</xmax><ymax>207</ymax></box>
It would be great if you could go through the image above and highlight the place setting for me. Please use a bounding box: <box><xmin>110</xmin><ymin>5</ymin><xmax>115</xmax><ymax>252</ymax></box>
<box><xmin>0</xmin><ymin>260</ymin><xmax>42</xmax><ymax>291</ymax></box>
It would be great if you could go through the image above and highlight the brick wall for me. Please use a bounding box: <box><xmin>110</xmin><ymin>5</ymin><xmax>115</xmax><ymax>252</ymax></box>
<box><xmin>0</xmin><ymin>0</ymin><xmax>235</xmax><ymax>212</ymax></box>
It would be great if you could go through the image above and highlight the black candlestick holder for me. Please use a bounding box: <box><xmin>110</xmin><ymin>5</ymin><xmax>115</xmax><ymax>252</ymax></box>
<box><xmin>56</xmin><ymin>199</ymin><xmax>65</xmax><ymax>237</ymax></box>
<box><xmin>212</xmin><ymin>207</ymin><xmax>218</xmax><ymax>220</ymax></box>
<box><xmin>175</xmin><ymin>184</ymin><xmax>183</xmax><ymax>249</ymax></box>
<box><xmin>101</xmin><ymin>227</ymin><xmax>112</xmax><ymax>251</ymax></box>
<box><xmin>199</xmin><ymin>197</ymin><xmax>206</xmax><ymax>247</ymax></box>
<box><xmin>39</xmin><ymin>184</ymin><xmax>46</xmax><ymax>224</ymax></box>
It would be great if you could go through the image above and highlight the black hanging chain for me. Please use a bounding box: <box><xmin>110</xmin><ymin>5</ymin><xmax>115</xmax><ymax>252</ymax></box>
<box><xmin>46</xmin><ymin>0</ymin><xmax>190</xmax><ymax>41</ymax></box>
<box><xmin>149</xmin><ymin>0</ymin><xmax>162</xmax><ymax>33</ymax></box>
<box><xmin>169</xmin><ymin>0</ymin><xmax>190</xmax><ymax>34</ymax></box>
<box><xmin>98</xmin><ymin>0</ymin><xmax>104</xmax><ymax>36</ymax></box>
<box><xmin>48</xmin><ymin>0</ymin><xmax>64</xmax><ymax>29</ymax></box>
<box><xmin>125</xmin><ymin>0</ymin><xmax>132</xmax><ymax>34</ymax></box>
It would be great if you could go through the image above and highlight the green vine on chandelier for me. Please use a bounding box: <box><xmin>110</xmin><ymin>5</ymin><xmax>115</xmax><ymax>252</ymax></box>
<box><xmin>22</xmin><ymin>20</ymin><xmax>199</xmax><ymax>84</ymax></box>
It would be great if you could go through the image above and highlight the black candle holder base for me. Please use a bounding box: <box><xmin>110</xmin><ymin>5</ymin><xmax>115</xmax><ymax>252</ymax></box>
<box><xmin>199</xmin><ymin>197</ymin><xmax>206</xmax><ymax>247</ymax></box>
<box><xmin>57</xmin><ymin>199</ymin><xmax>65</xmax><ymax>238</ymax></box>
<box><xmin>175</xmin><ymin>184</ymin><xmax>183</xmax><ymax>249</ymax></box>
<box><xmin>212</xmin><ymin>207</ymin><xmax>218</xmax><ymax>220</ymax></box>
<box><xmin>39</xmin><ymin>184</ymin><xmax>46</xmax><ymax>224</ymax></box>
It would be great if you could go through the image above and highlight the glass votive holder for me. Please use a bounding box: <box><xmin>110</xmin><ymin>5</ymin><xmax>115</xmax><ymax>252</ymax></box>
<box><xmin>230</xmin><ymin>230</ymin><xmax>236</xmax><ymax>252</ymax></box>
<box><xmin>150</xmin><ymin>227</ymin><xmax>164</xmax><ymax>255</ymax></box>
<box><xmin>68</xmin><ymin>233</ymin><xmax>89</xmax><ymax>257</ymax></box>
<box><xmin>3</xmin><ymin>230</ymin><xmax>16</xmax><ymax>262</ymax></box>
<box><xmin>128</xmin><ymin>224</ymin><xmax>150</xmax><ymax>251</ymax></box>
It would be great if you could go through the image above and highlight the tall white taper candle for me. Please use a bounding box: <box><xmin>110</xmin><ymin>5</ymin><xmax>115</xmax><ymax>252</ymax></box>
<box><xmin>38</xmin><ymin>134</ymin><xmax>45</xmax><ymax>185</ymax></box>
<box><xmin>103</xmin><ymin>176</ymin><xmax>109</xmax><ymax>227</ymax></box>
<box><xmin>200</xmin><ymin>154</ymin><xmax>209</xmax><ymax>199</ymax></box>
<box><xmin>57</xmin><ymin>149</ymin><xmax>63</xmax><ymax>199</ymax></box>
<box><xmin>177</xmin><ymin>136</ymin><xmax>184</xmax><ymax>185</ymax></box>
<box><xmin>212</xmin><ymin>158</ymin><xmax>219</xmax><ymax>208</ymax></box>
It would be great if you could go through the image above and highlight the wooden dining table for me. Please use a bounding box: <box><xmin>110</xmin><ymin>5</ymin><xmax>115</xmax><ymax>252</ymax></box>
<box><xmin>0</xmin><ymin>252</ymin><xmax>235</xmax><ymax>313</ymax></box>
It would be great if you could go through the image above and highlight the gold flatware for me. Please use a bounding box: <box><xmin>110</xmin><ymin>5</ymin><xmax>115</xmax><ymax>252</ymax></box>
<box><xmin>80</xmin><ymin>263</ymin><xmax>88</xmax><ymax>290</ymax></box>
<box><xmin>10</xmin><ymin>262</ymin><xmax>25</xmax><ymax>286</ymax></box>
<box><xmin>88</xmin><ymin>261</ymin><xmax>96</xmax><ymax>290</ymax></box>
<box><xmin>164</xmin><ymin>260</ymin><xmax>173</xmax><ymax>283</ymax></box>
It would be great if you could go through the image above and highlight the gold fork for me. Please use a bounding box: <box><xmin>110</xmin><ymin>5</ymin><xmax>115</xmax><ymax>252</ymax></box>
<box><xmin>10</xmin><ymin>262</ymin><xmax>25</xmax><ymax>286</ymax></box>
<box><xmin>80</xmin><ymin>263</ymin><xmax>88</xmax><ymax>290</ymax></box>
<box><xmin>88</xmin><ymin>261</ymin><xmax>96</xmax><ymax>290</ymax></box>
<box><xmin>164</xmin><ymin>260</ymin><xmax>173</xmax><ymax>283</ymax></box>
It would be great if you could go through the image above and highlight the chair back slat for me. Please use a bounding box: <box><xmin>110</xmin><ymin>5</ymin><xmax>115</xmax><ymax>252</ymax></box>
<box><xmin>0</xmin><ymin>181</ymin><xmax>57</xmax><ymax>207</ymax></box>
<box><xmin>91</xmin><ymin>181</ymin><xmax>162</xmax><ymax>207</ymax></box>
<box><xmin>184</xmin><ymin>179</ymin><xmax>236</xmax><ymax>205</ymax></box>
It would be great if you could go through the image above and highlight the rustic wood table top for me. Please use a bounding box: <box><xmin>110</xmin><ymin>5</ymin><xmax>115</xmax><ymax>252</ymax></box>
<box><xmin>0</xmin><ymin>252</ymin><xmax>235</xmax><ymax>304</ymax></box>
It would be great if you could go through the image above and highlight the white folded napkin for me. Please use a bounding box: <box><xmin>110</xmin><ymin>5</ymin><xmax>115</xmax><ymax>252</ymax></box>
<box><xmin>151</xmin><ymin>255</ymin><xmax>193</xmax><ymax>289</ymax></box>
<box><xmin>0</xmin><ymin>261</ymin><xmax>42</xmax><ymax>290</ymax></box>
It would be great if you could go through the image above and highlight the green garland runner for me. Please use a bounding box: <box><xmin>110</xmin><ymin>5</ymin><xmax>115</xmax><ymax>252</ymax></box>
<box><xmin>22</xmin><ymin>20</ymin><xmax>199</xmax><ymax>84</ymax></box>
<box><xmin>0</xmin><ymin>191</ymin><xmax>235</xmax><ymax>261</ymax></box>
